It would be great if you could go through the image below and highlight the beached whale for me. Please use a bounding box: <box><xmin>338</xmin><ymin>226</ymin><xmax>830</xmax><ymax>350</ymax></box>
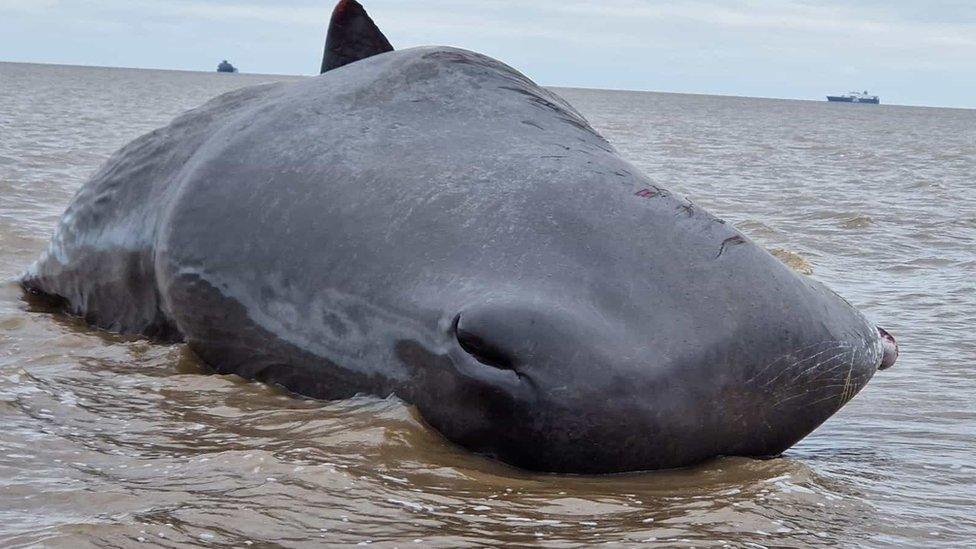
<box><xmin>22</xmin><ymin>0</ymin><xmax>897</xmax><ymax>473</ymax></box>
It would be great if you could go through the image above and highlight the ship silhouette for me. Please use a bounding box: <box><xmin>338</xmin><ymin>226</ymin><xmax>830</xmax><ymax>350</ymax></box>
<box><xmin>827</xmin><ymin>91</ymin><xmax>879</xmax><ymax>104</ymax></box>
<box><xmin>217</xmin><ymin>60</ymin><xmax>238</xmax><ymax>74</ymax></box>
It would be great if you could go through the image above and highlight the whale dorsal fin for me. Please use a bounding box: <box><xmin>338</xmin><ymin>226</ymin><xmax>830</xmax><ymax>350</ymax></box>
<box><xmin>320</xmin><ymin>0</ymin><xmax>394</xmax><ymax>74</ymax></box>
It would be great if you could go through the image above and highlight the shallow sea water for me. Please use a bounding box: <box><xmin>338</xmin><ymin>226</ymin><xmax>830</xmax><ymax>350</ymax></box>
<box><xmin>0</xmin><ymin>62</ymin><xmax>974</xmax><ymax>547</ymax></box>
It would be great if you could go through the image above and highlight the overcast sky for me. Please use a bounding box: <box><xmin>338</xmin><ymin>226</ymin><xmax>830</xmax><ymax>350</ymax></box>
<box><xmin>2</xmin><ymin>0</ymin><xmax>974</xmax><ymax>108</ymax></box>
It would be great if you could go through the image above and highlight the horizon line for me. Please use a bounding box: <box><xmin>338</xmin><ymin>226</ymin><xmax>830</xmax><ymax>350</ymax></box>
<box><xmin>2</xmin><ymin>58</ymin><xmax>972</xmax><ymax>112</ymax></box>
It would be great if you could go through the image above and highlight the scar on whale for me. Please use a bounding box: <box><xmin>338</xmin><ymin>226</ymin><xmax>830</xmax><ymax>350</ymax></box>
<box><xmin>716</xmin><ymin>235</ymin><xmax>747</xmax><ymax>259</ymax></box>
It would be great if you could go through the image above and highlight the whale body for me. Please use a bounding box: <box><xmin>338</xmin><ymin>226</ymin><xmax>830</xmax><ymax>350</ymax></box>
<box><xmin>22</xmin><ymin>1</ymin><xmax>897</xmax><ymax>473</ymax></box>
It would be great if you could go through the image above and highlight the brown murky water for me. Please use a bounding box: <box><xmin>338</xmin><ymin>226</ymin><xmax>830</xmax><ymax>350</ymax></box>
<box><xmin>1</xmin><ymin>62</ymin><xmax>974</xmax><ymax>547</ymax></box>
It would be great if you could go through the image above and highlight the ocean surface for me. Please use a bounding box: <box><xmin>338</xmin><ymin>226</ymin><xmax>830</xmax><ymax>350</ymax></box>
<box><xmin>0</xmin><ymin>61</ymin><xmax>973</xmax><ymax>548</ymax></box>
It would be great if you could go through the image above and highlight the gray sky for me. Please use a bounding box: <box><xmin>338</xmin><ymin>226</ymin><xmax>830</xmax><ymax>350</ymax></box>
<box><xmin>2</xmin><ymin>0</ymin><xmax>975</xmax><ymax>108</ymax></box>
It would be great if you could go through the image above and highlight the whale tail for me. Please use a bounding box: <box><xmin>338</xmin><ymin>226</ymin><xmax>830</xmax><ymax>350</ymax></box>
<box><xmin>321</xmin><ymin>0</ymin><xmax>394</xmax><ymax>74</ymax></box>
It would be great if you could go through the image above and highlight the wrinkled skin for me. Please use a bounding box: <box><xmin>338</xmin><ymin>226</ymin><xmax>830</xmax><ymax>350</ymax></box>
<box><xmin>23</xmin><ymin>47</ymin><xmax>895</xmax><ymax>473</ymax></box>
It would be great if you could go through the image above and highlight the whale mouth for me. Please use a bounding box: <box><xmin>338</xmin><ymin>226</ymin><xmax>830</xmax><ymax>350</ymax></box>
<box><xmin>878</xmin><ymin>327</ymin><xmax>898</xmax><ymax>370</ymax></box>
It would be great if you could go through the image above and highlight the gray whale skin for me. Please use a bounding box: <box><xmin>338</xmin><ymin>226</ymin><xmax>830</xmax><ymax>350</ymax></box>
<box><xmin>22</xmin><ymin>0</ymin><xmax>898</xmax><ymax>473</ymax></box>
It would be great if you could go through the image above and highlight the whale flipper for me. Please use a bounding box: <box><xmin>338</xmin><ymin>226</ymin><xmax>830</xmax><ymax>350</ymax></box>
<box><xmin>320</xmin><ymin>0</ymin><xmax>394</xmax><ymax>74</ymax></box>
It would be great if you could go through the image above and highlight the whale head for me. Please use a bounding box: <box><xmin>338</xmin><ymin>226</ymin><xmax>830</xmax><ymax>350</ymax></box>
<box><xmin>400</xmin><ymin>239</ymin><xmax>896</xmax><ymax>473</ymax></box>
<box><xmin>297</xmin><ymin>1</ymin><xmax>900</xmax><ymax>473</ymax></box>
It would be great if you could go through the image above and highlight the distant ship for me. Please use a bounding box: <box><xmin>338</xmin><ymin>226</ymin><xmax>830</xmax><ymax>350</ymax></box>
<box><xmin>827</xmin><ymin>91</ymin><xmax>879</xmax><ymax>104</ymax></box>
<box><xmin>217</xmin><ymin>60</ymin><xmax>238</xmax><ymax>74</ymax></box>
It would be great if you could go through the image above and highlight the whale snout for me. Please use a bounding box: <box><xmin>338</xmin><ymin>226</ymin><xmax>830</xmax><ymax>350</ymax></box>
<box><xmin>411</xmin><ymin>290</ymin><xmax>891</xmax><ymax>473</ymax></box>
<box><xmin>878</xmin><ymin>327</ymin><xmax>898</xmax><ymax>370</ymax></box>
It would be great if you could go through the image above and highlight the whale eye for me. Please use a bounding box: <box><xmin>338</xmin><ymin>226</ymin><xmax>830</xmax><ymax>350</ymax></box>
<box><xmin>453</xmin><ymin>314</ymin><xmax>516</xmax><ymax>371</ymax></box>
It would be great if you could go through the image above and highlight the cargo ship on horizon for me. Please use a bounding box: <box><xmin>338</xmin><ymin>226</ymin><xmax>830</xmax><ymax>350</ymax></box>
<box><xmin>827</xmin><ymin>91</ymin><xmax>880</xmax><ymax>104</ymax></box>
